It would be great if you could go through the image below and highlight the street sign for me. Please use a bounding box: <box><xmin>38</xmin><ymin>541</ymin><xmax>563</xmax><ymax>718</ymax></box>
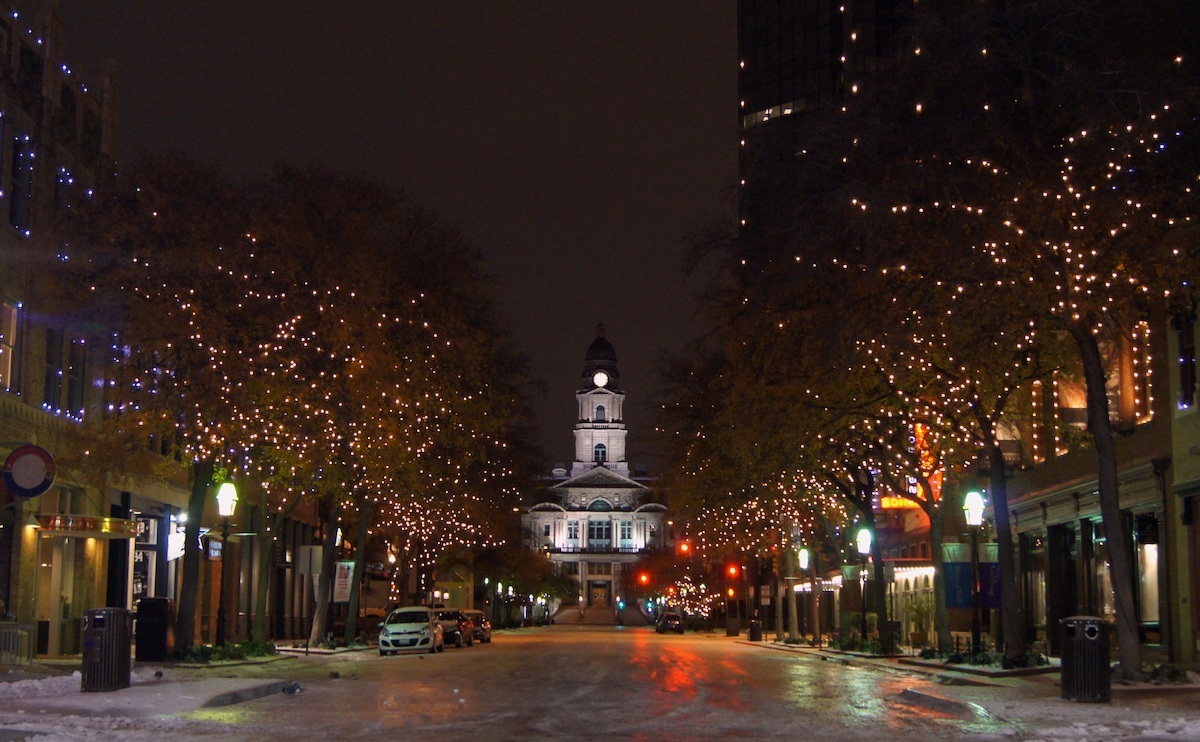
<box><xmin>3</xmin><ymin>445</ymin><xmax>54</xmax><ymax>498</ymax></box>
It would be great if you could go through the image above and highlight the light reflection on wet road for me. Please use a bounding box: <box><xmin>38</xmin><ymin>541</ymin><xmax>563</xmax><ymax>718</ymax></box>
<box><xmin>216</xmin><ymin>626</ymin><xmax>987</xmax><ymax>739</ymax></box>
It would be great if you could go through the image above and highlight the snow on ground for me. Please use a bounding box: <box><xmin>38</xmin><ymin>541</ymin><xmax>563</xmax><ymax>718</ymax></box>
<box><xmin>0</xmin><ymin>660</ymin><xmax>1196</xmax><ymax>739</ymax></box>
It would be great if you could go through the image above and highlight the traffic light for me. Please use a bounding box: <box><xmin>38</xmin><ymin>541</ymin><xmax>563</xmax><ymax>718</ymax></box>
<box><xmin>638</xmin><ymin>572</ymin><xmax>650</xmax><ymax>586</ymax></box>
<box><xmin>678</xmin><ymin>540</ymin><xmax>691</xmax><ymax>556</ymax></box>
<box><xmin>727</xmin><ymin>564</ymin><xmax>740</xmax><ymax>578</ymax></box>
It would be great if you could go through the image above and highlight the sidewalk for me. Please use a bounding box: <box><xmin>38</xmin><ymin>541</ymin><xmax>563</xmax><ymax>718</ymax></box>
<box><xmin>0</xmin><ymin>654</ymin><xmax>298</xmax><ymax>717</ymax></box>
<box><xmin>740</xmin><ymin>635</ymin><xmax>1200</xmax><ymax>737</ymax></box>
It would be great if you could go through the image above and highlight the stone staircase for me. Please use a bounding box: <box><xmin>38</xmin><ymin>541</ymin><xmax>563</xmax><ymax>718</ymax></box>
<box><xmin>552</xmin><ymin>605</ymin><xmax>653</xmax><ymax>626</ymax></box>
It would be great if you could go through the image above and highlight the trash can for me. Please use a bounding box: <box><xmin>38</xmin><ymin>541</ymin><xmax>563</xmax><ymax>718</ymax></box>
<box><xmin>748</xmin><ymin>620</ymin><xmax>762</xmax><ymax>642</ymax></box>
<box><xmin>81</xmin><ymin>608</ymin><xmax>131</xmax><ymax>692</ymax></box>
<box><xmin>725</xmin><ymin>617</ymin><xmax>740</xmax><ymax>637</ymax></box>
<box><xmin>1060</xmin><ymin>616</ymin><xmax>1110</xmax><ymax>703</ymax></box>
<box><xmin>135</xmin><ymin>598</ymin><xmax>175</xmax><ymax>662</ymax></box>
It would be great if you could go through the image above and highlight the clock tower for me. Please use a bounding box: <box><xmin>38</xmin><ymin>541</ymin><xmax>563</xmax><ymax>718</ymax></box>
<box><xmin>572</xmin><ymin>324</ymin><xmax>628</xmax><ymax>477</ymax></box>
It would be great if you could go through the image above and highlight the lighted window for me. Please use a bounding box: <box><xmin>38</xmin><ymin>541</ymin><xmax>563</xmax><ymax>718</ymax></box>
<box><xmin>619</xmin><ymin>521</ymin><xmax>632</xmax><ymax>541</ymax></box>
<box><xmin>593</xmin><ymin>444</ymin><xmax>607</xmax><ymax>463</ymax></box>
<box><xmin>0</xmin><ymin>301</ymin><xmax>18</xmax><ymax>390</ymax></box>
<box><xmin>587</xmin><ymin>520</ymin><xmax>611</xmax><ymax>543</ymax></box>
<box><xmin>567</xmin><ymin>521</ymin><xmax>579</xmax><ymax>540</ymax></box>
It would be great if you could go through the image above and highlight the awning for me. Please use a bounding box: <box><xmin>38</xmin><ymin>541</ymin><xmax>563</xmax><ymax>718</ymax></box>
<box><xmin>35</xmin><ymin>514</ymin><xmax>138</xmax><ymax>539</ymax></box>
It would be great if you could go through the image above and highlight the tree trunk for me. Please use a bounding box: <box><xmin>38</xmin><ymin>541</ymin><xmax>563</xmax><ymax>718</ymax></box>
<box><xmin>783</xmin><ymin>545</ymin><xmax>798</xmax><ymax>642</ymax></box>
<box><xmin>174</xmin><ymin>459</ymin><xmax>213</xmax><ymax>651</ymax></box>
<box><xmin>870</xmin><ymin>533</ymin><xmax>892</xmax><ymax>653</ymax></box>
<box><xmin>987</xmin><ymin>442</ymin><xmax>1027</xmax><ymax>665</ymax></box>
<box><xmin>774</xmin><ymin>573</ymin><xmax>784</xmax><ymax>641</ymax></box>
<box><xmin>1070</xmin><ymin>325</ymin><xmax>1143</xmax><ymax>680</ymax></box>
<box><xmin>252</xmin><ymin>526</ymin><xmax>276</xmax><ymax>644</ymax></box>
<box><xmin>809</xmin><ymin>566</ymin><xmax>821</xmax><ymax>646</ymax></box>
<box><xmin>307</xmin><ymin>495</ymin><xmax>342</xmax><ymax>646</ymax></box>
<box><xmin>344</xmin><ymin>499</ymin><xmax>370</xmax><ymax>643</ymax></box>
<box><xmin>927</xmin><ymin>506</ymin><xmax>952</xmax><ymax>653</ymax></box>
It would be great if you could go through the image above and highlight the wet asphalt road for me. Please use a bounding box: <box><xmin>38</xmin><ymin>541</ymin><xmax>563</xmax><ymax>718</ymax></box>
<box><xmin>189</xmin><ymin>626</ymin><xmax>1003</xmax><ymax>740</ymax></box>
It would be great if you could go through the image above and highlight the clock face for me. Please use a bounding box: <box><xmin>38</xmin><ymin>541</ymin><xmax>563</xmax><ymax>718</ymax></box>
<box><xmin>592</xmin><ymin>371</ymin><xmax>609</xmax><ymax>388</ymax></box>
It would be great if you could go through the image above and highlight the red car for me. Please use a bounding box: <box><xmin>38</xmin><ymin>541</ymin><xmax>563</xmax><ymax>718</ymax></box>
<box><xmin>435</xmin><ymin>609</ymin><xmax>475</xmax><ymax>647</ymax></box>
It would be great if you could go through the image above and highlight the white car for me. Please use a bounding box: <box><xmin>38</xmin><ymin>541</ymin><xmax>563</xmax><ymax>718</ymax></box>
<box><xmin>378</xmin><ymin>606</ymin><xmax>444</xmax><ymax>655</ymax></box>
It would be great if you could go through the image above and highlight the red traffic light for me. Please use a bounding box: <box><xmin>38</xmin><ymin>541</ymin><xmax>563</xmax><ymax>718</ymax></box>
<box><xmin>727</xmin><ymin>564</ymin><xmax>740</xmax><ymax>578</ymax></box>
<box><xmin>638</xmin><ymin>572</ymin><xmax>650</xmax><ymax>585</ymax></box>
<box><xmin>678</xmin><ymin>541</ymin><xmax>691</xmax><ymax>555</ymax></box>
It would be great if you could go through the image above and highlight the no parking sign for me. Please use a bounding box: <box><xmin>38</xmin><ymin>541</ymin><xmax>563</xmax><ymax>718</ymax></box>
<box><xmin>3</xmin><ymin>445</ymin><xmax>55</xmax><ymax>498</ymax></box>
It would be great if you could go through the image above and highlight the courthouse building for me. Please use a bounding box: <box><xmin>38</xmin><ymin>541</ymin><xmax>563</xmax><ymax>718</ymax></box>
<box><xmin>522</xmin><ymin>326</ymin><xmax>668</xmax><ymax>618</ymax></box>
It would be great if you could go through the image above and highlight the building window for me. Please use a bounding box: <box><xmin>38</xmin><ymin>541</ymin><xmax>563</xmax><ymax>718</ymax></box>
<box><xmin>564</xmin><ymin>562</ymin><xmax>580</xmax><ymax>575</ymax></box>
<box><xmin>595</xmin><ymin>405</ymin><xmax>606</xmax><ymax>422</ymax></box>
<box><xmin>9</xmin><ymin>134</ymin><xmax>33</xmax><ymax>233</ymax></box>
<box><xmin>542</xmin><ymin>523</ymin><xmax>551</xmax><ymax>538</ymax></box>
<box><xmin>1174</xmin><ymin>308</ymin><xmax>1196</xmax><ymax>409</ymax></box>
<box><xmin>0</xmin><ymin>301</ymin><xmax>19</xmax><ymax>390</ymax></box>
<box><xmin>567</xmin><ymin>521</ymin><xmax>579</xmax><ymax>540</ymax></box>
<box><xmin>67</xmin><ymin>338</ymin><xmax>85</xmax><ymax>416</ymax></box>
<box><xmin>593</xmin><ymin>444</ymin><xmax>607</xmax><ymax>463</ymax></box>
<box><xmin>619</xmin><ymin>521</ymin><xmax>632</xmax><ymax>541</ymax></box>
<box><xmin>587</xmin><ymin>520</ymin><xmax>611</xmax><ymax>543</ymax></box>
<box><xmin>43</xmin><ymin>328</ymin><xmax>63</xmax><ymax>409</ymax></box>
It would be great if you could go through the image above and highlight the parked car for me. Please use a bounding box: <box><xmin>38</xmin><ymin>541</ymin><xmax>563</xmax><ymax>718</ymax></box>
<box><xmin>464</xmin><ymin>610</ymin><xmax>492</xmax><ymax>643</ymax></box>
<box><xmin>655</xmin><ymin>611</ymin><xmax>685</xmax><ymax>634</ymax></box>
<box><xmin>378</xmin><ymin>606</ymin><xmax>444</xmax><ymax>655</ymax></box>
<box><xmin>435</xmin><ymin>609</ymin><xmax>475</xmax><ymax>647</ymax></box>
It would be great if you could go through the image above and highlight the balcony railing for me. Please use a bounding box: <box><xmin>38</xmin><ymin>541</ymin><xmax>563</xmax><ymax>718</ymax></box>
<box><xmin>552</xmin><ymin>545</ymin><xmax>644</xmax><ymax>554</ymax></box>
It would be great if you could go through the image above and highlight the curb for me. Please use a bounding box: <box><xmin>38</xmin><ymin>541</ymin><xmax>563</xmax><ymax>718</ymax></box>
<box><xmin>893</xmin><ymin>688</ymin><xmax>986</xmax><ymax>718</ymax></box>
<box><xmin>203</xmin><ymin>680</ymin><xmax>294</xmax><ymax>708</ymax></box>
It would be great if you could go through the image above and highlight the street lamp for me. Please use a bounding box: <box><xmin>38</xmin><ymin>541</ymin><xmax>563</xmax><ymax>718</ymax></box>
<box><xmin>215</xmin><ymin>481</ymin><xmax>238</xmax><ymax>646</ymax></box>
<box><xmin>856</xmin><ymin>527</ymin><xmax>872</xmax><ymax>646</ymax></box>
<box><xmin>795</xmin><ymin>546</ymin><xmax>810</xmax><ymax>641</ymax></box>
<box><xmin>963</xmin><ymin>490</ymin><xmax>986</xmax><ymax>656</ymax></box>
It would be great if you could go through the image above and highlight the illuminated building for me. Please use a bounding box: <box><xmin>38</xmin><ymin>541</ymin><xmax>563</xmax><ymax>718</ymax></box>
<box><xmin>523</xmin><ymin>325</ymin><xmax>668</xmax><ymax>622</ymax></box>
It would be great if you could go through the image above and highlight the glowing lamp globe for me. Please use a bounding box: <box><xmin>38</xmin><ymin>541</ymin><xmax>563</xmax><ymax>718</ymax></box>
<box><xmin>963</xmin><ymin>491</ymin><xmax>986</xmax><ymax>527</ymax></box>
<box><xmin>216</xmin><ymin>482</ymin><xmax>238</xmax><ymax>518</ymax></box>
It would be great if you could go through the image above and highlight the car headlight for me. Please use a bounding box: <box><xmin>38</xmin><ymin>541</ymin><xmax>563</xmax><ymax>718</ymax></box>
<box><xmin>419</xmin><ymin>627</ymin><xmax>429</xmax><ymax>635</ymax></box>
<box><xmin>380</xmin><ymin>627</ymin><xmax>391</xmax><ymax>638</ymax></box>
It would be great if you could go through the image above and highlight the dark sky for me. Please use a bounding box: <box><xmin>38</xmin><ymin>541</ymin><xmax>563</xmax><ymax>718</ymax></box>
<box><xmin>46</xmin><ymin>1</ymin><xmax>737</xmax><ymax>469</ymax></box>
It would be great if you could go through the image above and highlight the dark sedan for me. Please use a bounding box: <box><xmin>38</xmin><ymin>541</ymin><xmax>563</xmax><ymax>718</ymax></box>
<box><xmin>464</xmin><ymin>609</ymin><xmax>492</xmax><ymax>643</ymax></box>
<box><xmin>655</xmin><ymin>611</ymin><xmax>685</xmax><ymax>634</ymax></box>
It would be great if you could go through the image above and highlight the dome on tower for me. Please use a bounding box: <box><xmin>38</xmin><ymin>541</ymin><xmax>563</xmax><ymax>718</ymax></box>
<box><xmin>585</xmin><ymin>324</ymin><xmax>617</xmax><ymax>363</ymax></box>
<box><xmin>581</xmin><ymin>323</ymin><xmax>619</xmax><ymax>389</ymax></box>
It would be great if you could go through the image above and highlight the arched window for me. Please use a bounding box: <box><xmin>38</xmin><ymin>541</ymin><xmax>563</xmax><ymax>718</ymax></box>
<box><xmin>593</xmin><ymin>444</ymin><xmax>607</xmax><ymax>463</ymax></box>
<box><xmin>595</xmin><ymin>405</ymin><xmax>606</xmax><ymax>422</ymax></box>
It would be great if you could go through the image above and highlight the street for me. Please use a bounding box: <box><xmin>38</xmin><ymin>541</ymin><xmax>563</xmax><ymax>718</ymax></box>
<box><xmin>193</xmin><ymin>627</ymin><xmax>985</xmax><ymax>739</ymax></box>
<box><xmin>0</xmin><ymin>626</ymin><xmax>1021</xmax><ymax>740</ymax></box>
<box><xmin>3</xmin><ymin>626</ymin><xmax>1200</xmax><ymax>740</ymax></box>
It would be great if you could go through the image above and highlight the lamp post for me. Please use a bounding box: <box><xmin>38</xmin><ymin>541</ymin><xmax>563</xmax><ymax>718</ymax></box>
<box><xmin>795</xmin><ymin>547</ymin><xmax>809</xmax><ymax>641</ymax></box>
<box><xmin>215</xmin><ymin>482</ymin><xmax>238</xmax><ymax>647</ymax></box>
<box><xmin>856</xmin><ymin>527</ymin><xmax>872</xmax><ymax>646</ymax></box>
<box><xmin>963</xmin><ymin>490</ymin><xmax>986</xmax><ymax>656</ymax></box>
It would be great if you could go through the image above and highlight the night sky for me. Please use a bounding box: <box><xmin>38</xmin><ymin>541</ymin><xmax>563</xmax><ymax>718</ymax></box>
<box><xmin>47</xmin><ymin>2</ymin><xmax>737</xmax><ymax>470</ymax></box>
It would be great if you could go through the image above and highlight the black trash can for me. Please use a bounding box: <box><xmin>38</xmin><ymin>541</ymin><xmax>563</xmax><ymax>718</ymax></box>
<box><xmin>135</xmin><ymin>598</ymin><xmax>175</xmax><ymax>662</ymax></box>
<box><xmin>725</xmin><ymin>617</ymin><xmax>740</xmax><ymax>637</ymax></box>
<box><xmin>748</xmin><ymin>620</ymin><xmax>763</xmax><ymax>642</ymax></box>
<box><xmin>81</xmin><ymin>608</ymin><xmax>131</xmax><ymax>692</ymax></box>
<box><xmin>1060</xmin><ymin>616</ymin><xmax>1111</xmax><ymax>703</ymax></box>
